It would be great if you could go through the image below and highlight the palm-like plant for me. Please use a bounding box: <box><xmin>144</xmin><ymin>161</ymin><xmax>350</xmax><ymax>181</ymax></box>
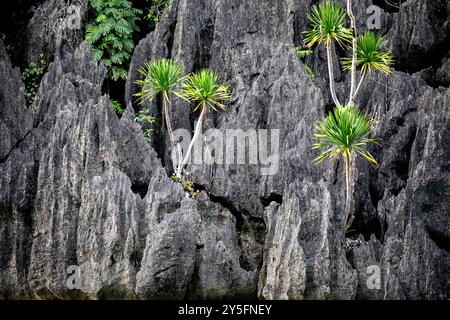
<box><xmin>313</xmin><ymin>105</ymin><xmax>379</xmax><ymax>226</ymax></box>
<box><xmin>134</xmin><ymin>59</ymin><xmax>186</xmax><ymax>169</ymax></box>
<box><xmin>303</xmin><ymin>1</ymin><xmax>353</xmax><ymax>106</ymax></box>
<box><xmin>342</xmin><ymin>32</ymin><xmax>394</xmax><ymax>101</ymax></box>
<box><xmin>303</xmin><ymin>1</ymin><xmax>353</xmax><ymax>48</ymax></box>
<box><xmin>176</xmin><ymin>69</ymin><xmax>231</xmax><ymax>178</ymax></box>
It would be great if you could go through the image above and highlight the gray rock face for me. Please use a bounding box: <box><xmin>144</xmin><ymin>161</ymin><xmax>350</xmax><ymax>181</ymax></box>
<box><xmin>0</xmin><ymin>40</ymin><xmax>254</xmax><ymax>299</ymax></box>
<box><xmin>25</xmin><ymin>0</ymin><xmax>89</xmax><ymax>65</ymax></box>
<box><xmin>0</xmin><ymin>41</ymin><xmax>32</xmax><ymax>160</ymax></box>
<box><xmin>386</xmin><ymin>0</ymin><xmax>450</xmax><ymax>73</ymax></box>
<box><xmin>0</xmin><ymin>0</ymin><xmax>449</xmax><ymax>299</ymax></box>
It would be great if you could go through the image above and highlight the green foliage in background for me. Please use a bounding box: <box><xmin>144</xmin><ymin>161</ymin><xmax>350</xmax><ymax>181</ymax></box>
<box><xmin>294</xmin><ymin>47</ymin><xmax>314</xmax><ymax>80</ymax></box>
<box><xmin>111</xmin><ymin>99</ymin><xmax>125</xmax><ymax>115</ymax></box>
<box><xmin>294</xmin><ymin>48</ymin><xmax>313</xmax><ymax>59</ymax></box>
<box><xmin>21</xmin><ymin>54</ymin><xmax>47</xmax><ymax>106</ymax></box>
<box><xmin>133</xmin><ymin>108</ymin><xmax>156</xmax><ymax>142</ymax></box>
<box><xmin>145</xmin><ymin>0</ymin><xmax>173</xmax><ymax>29</ymax></box>
<box><xmin>86</xmin><ymin>0</ymin><xmax>142</xmax><ymax>81</ymax></box>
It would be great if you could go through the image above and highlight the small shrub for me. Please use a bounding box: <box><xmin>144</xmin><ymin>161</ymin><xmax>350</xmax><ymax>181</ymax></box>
<box><xmin>111</xmin><ymin>99</ymin><xmax>125</xmax><ymax>116</ymax></box>
<box><xmin>183</xmin><ymin>180</ymin><xmax>193</xmax><ymax>191</ymax></box>
<box><xmin>143</xmin><ymin>129</ymin><xmax>153</xmax><ymax>142</ymax></box>
<box><xmin>294</xmin><ymin>48</ymin><xmax>313</xmax><ymax>59</ymax></box>
<box><xmin>134</xmin><ymin>108</ymin><xmax>156</xmax><ymax>123</ymax></box>
<box><xmin>170</xmin><ymin>173</ymin><xmax>179</xmax><ymax>183</ymax></box>
<box><xmin>21</xmin><ymin>54</ymin><xmax>47</xmax><ymax>106</ymax></box>
<box><xmin>294</xmin><ymin>47</ymin><xmax>314</xmax><ymax>80</ymax></box>
<box><xmin>133</xmin><ymin>109</ymin><xmax>156</xmax><ymax>142</ymax></box>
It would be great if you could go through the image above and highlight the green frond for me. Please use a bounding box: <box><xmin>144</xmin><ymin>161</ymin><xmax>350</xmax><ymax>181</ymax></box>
<box><xmin>110</xmin><ymin>51</ymin><xmax>128</xmax><ymax>64</ymax></box>
<box><xmin>92</xmin><ymin>48</ymin><xmax>103</xmax><ymax>61</ymax></box>
<box><xmin>303</xmin><ymin>1</ymin><xmax>353</xmax><ymax>49</ymax></box>
<box><xmin>98</xmin><ymin>21</ymin><xmax>113</xmax><ymax>36</ymax></box>
<box><xmin>313</xmin><ymin>105</ymin><xmax>379</xmax><ymax>166</ymax></box>
<box><xmin>114</xmin><ymin>19</ymin><xmax>132</xmax><ymax>34</ymax></box>
<box><xmin>103</xmin><ymin>34</ymin><xmax>123</xmax><ymax>50</ymax></box>
<box><xmin>101</xmin><ymin>58</ymin><xmax>112</xmax><ymax>68</ymax></box>
<box><xmin>95</xmin><ymin>14</ymin><xmax>107</xmax><ymax>23</ymax></box>
<box><xmin>111</xmin><ymin>66</ymin><xmax>128</xmax><ymax>81</ymax></box>
<box><xmin>86</xmin><ymin>0</ymin><xmax>140</xmax><ymax>81</ymax></box>
<box><xmin>342</xmin><ymin>31</ymin><xmax>394</xmax><ymax>75</ymax></box>
<box><xmin>90</xmin><ymin>0</ymin><xmax>105</xmax><ymax>11</ymax></box>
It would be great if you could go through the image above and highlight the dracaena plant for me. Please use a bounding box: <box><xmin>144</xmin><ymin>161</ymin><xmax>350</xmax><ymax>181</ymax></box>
<box><xmin>303</xmin><ymin>1</ymin><xmax>352</xmax><ymax>106</ymax></box>
<box><xmin>303</xmin><ymin>1</ymin><xmax>394</xmax><ymax>231</ymax></box>
<box><xmin>134</xmin><ymin>58</ymin><xmax>186</xmax><ymax>169</ymax></box>
<box><xmin>313</xmin><ymin>105</ymin><xmax>379</xmax><ymax>225</ymax></box>
<box><xmin>176</xmin><ymin>69</ymin><xmax>231</xmax><ymax>178</ymax></box>
<box><xmin>342</xmin><ymin>32</ymin><xmax>394</xmax><ymax>100</ymax></box>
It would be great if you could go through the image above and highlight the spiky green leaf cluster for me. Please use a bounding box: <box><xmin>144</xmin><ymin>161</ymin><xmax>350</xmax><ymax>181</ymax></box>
<box><xmin>303</xmin><ymin>1</ymin><xmax>353</xmax><ymax>49</ymax></box>
<box><xmin>86</xmin><ymin>0</ymin><xmax>142</xmax><ymax>81</ymax></box>
<box><xmin>313</xmin><ymin>105</ymin><xmax>379</xmax><ymax>166</ymax></box>
<box><xmin>179</xmin><ymin>69</ymin><xmax>231</xmax><ymax>112</ymax></box>
<box><xmin>134</xmin><ymin>59</ymin><xmax>186</xmax><ymax>104</ymax></box>
<box><xmin>342</xmin><ymin>32</ymin><xmax>394</xmax><ymax>75</ymax></box>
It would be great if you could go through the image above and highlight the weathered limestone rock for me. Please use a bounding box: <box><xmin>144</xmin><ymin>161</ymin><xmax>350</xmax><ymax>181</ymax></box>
<box><xmin>0</xmin><ymin>0</ymin><xmax>448</xmax><ymax>300</ymax></box>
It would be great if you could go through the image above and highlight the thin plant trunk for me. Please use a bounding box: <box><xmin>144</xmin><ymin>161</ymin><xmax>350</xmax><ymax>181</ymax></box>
<box><xmin>347</xmin><ymin>0</ymin><xmax>358</xmax><ymax>105</ymax></box>
<box><xmin>176</xmin><ymin>103</ymin><xmax>206</xmax><ymax>178</ymax></box>
<box><xmin>326</xmin><ymin>43</ymin><xmax>341</xmax><ymax>107</ymax></box>
<box><xmin>352</xmin><ymin>72</ymin><xmax>366</xmax><ymax>103</ymax></box>
<box><xmin>162</xmin><ymin>92</ymin><xmax>177</xmax><ymax>171</ymax></box>
<box><xmin>344</xmin><ymin>153</ymin><xmax>354</xmax><ymax>227</ymax></box>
